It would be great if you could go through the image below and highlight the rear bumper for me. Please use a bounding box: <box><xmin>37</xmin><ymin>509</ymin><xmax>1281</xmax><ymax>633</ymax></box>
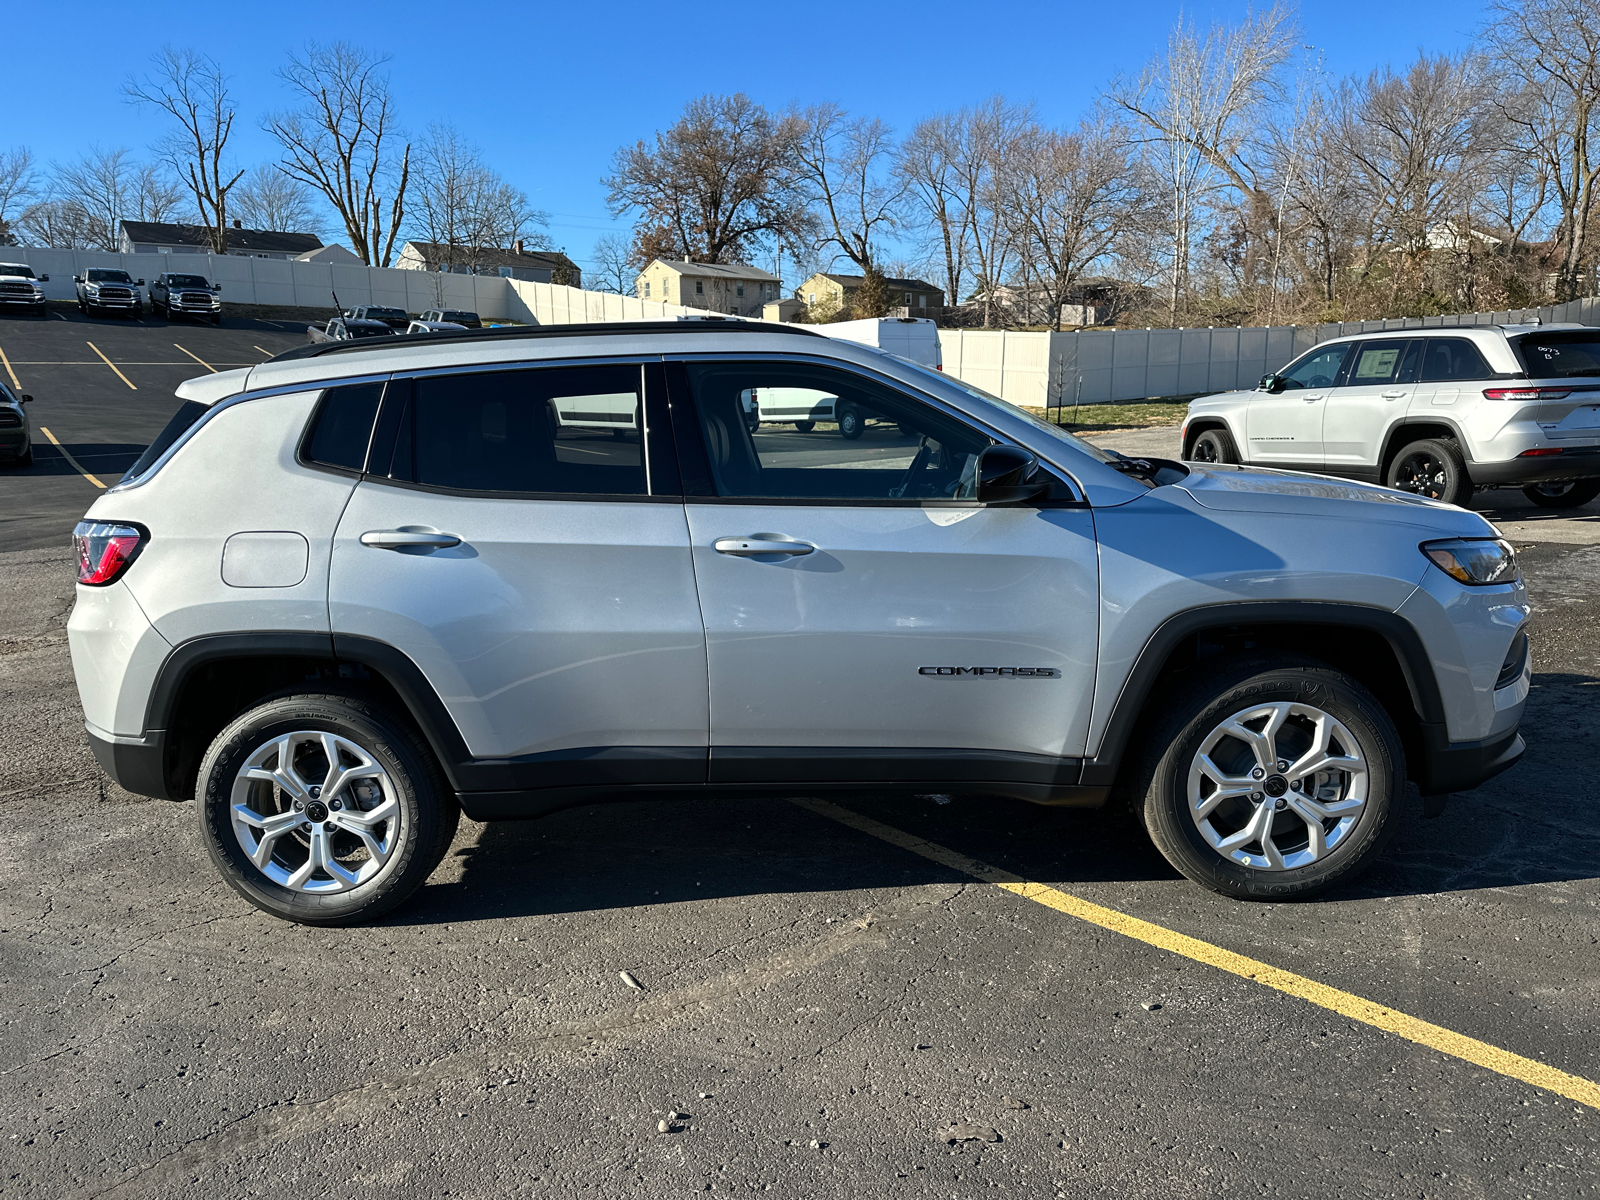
<box><xmin>1413</xmin><ymin>724</ymin><xmax>1524</xmax><ymax>794</ymax></box>
<box><xmin>1470</xmin><ymin>447</ymin><xmax>1600</xmax><ymax>486</ymax></box>
<box><xmin>85</xmin><ymin>724</ymin><xmax>172</xmax><ymax>800</ymax></box>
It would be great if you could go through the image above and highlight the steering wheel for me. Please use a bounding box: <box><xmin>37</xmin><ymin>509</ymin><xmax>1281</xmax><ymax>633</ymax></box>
<box><xmin>889</xmin><ymin>437</ymin><xmax>935</xmax><ymax>498</ymax></box>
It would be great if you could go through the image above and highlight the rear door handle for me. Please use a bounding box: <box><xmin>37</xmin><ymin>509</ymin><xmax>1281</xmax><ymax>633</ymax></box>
<box><xmin>1381</xmin><ymin>390</ymin><xmax>1408</xmax><ymax>400</ymax></box>
<box><xmin>360</xmin><ymin>527</ymin><xmax>462</xmax><ymax>550</ymax></box>
<box><xmin>713</xmin><ymin>534</ymin><xmax>815</xmax><ymax>557</ymax></box>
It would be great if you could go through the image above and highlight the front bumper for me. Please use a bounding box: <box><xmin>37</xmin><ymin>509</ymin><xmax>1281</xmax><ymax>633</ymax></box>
<box><xmin>83</xmin><ymin>294</ymin><xmax>140</xmax><ymax>309</ymax></box>
<box><xmin>0</xmin><ymin>295</ymin><xmax>45</xmax><ymax>308</ymax></box>
<box><xmin>1470</xmin><ymin>446</ymin><xmax>1600</xmax><ymax>486</ymax></box>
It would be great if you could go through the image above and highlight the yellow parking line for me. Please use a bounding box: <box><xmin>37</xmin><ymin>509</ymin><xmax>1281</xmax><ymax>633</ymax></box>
<box><xmin>85</xmin><ymin>342</ymin><xmax>136</xmax><ymax>390</ymax></box>
<box><xmin>38</xmin><ymin>426</ymin><xmax>106</xmax><ymax>489</ymax></box>
<box><xmin>173</xmin><ymin>343</ymin><xmax>216</xmax><ymax>372</ymax></box>
<box><xmin>792</xmin><ymin>797</ymin><xmax>1600</xmax><ymax>1112</ymax></box>
<box><xmin>252</xmin><ymin>345</ymin><xmax>273</xmax><ymax>358</ymax></box>
<box><xmin>0</xmin><ymin>342</ymin><xmax>19</xmax><ymax>390</ymax></box>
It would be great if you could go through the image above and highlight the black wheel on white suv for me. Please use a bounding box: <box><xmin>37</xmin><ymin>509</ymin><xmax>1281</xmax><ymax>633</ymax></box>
<box><xmin>1522</xmin><ymin>479</ymin><xmax>1600</xmax><ymax>509</ymax></box>
<box><xmin>1386</xmin><ymin>437</ymin><xmax>1471</xmax><ymax>506</ymax></box>
<box><xmin>195</xmin><ymin>692</ymin><xmax>459</xmax><ymax>926</ymax></box>
<box><xmin>1187</xmin><ymin>428</ymin><xmax>1239</xmax><ymax>464</ymax></box>
<box><xmin>1127</xmin><ymin>656</ymin><xmax>1403</xmax><ymax>900</ymax></box>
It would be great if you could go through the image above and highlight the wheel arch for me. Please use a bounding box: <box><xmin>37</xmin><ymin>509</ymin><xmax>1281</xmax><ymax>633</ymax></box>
<box><xmin>1083</xmin><ymin>602</ymin><xmax>1445</xmax><ymax>792</ymax></box>
<box><xmin>1380</xmin><ymin>418</ymin><xmax>1470</xmax><ymax>478</ymax></box>
<box><xmin>1181</xmin><ymin>416</ymin><xmax>1239</xmax><ymax>459</ymax></box>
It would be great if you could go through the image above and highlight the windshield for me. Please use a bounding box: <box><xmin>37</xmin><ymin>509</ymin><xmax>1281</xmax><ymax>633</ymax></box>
<box><xmin>167</xmin><ymin>274</ymin><xmax>209</xmax><ymax>287</ymax></box>
<box><xmin>87</xmin><ymin>269</ymin><xmax>132</xmax><ymax>283</ymax></box>
<box><xmin>1514</xmin><ymin>332</ymin><xmax>1600</xmax><ymax>378</ymax></box>
<box><xmin>0</xmin><ymin>265</ymin><xmax>36</xmax><ymax>279</ymax></box>
<box><xmin>899</xmin><ymin>360</ymin><xmax>1121</xmax><ymax>464</ymax></box>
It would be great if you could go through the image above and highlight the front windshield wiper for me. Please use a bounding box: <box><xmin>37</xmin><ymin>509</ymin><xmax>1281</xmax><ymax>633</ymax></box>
<box><xmin>1106</xmin><ymin>449</ymin><xmax>1160</xmax><ymax>480</ymax></box>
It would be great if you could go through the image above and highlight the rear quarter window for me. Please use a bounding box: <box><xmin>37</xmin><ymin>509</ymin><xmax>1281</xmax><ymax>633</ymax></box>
<box><xmin>121</xmin><ymin>400</ymin><xmax>210</xmax><ymax>484</ymax></box>
<box><xmin>301</xmin><ymin>382</ymin><xmax>384</xmax><ymax>473</ymax></box>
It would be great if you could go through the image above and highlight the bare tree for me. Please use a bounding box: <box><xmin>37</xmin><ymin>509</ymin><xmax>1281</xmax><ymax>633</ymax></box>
<box><xmin>791</xmin><ymin>103</ymin><xmax>906</xmax><ymax>270</ymax></box>
<box><xmin>230</xmin><ymin>164</ymin><xmax>323</xmax><ymax>234</ymax></box>
<box><xmin>266</xmin><ymin>42</ymin><xmax>411</xmax><ymax>267</ymax></box>
<box><xmin>604</xmin><ymin>93</ymin><xmax>807</xmax><ymax>265</ymax></box>
<box><xmin>590</xmin><ymin>233</ymin><xmax>636</xmax><ymax>294</ymax></box>
<box><xmin>898</xmin><ymin>113</ymin><xmax>973</xmax><ymax>313</ymax></box>
<box><xmin>16</xmin><ymin>199</ymin><xmax>96</xmax><ymax>248</ymax></box>
<box><xmin>0</xmin><ymin>148</ymin><xmax>38</xmax><ymax>233</ymax></box>
<box><xmin>124</xmin><ymin>48</ymin><xmax>245</xmax><ymax>254</ymax></box>
<box><xmin>49</xmin><ymin>148</ymin><xmax>185</xmax><ymax>250</ymax></box>
<box><xmin>412</xmin><ymin>124</ymin><xmax>545</xmax><ymax>271</ymax></box>
<box><xmin>1110</xmin><ymin>5</ymin><xmax>1297</xmax><ymax>322</ymax></box>
<box><xmin>957</xmin><ymin>97</ymin><xmax>1033</xmax><ymax>325</ymax></box>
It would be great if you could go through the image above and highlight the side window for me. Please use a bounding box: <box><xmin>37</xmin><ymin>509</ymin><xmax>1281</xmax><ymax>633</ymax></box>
<box><xmin>1420</xmin><ymin>338</ymin><xmax>1492</xmax><ymax>383</ymax></box>
<box><xmin>1279</xmin><ymin>345</ymin><xmax>1349</xmax><ymax>390</ymax></box>
<box><xmin>303</xmin><ymin>381</ymin><xmax>383</xmax><ymax>473</ymax></box>
<box><xmin>682</xmin><ymin>361</ymin><xmax>993</xmax><ymax>501</ymax></box>
<box><xmin>1343</xmin><ymin>339</ymin><xmax>1410</xmax><ymax>386</ymax></box>
<box><xmin>388</xmin><ymin>365</ymin><xmax>645</xmax><ymax>496</ymax></box>
<box><xmin>1397</xmin><ymin>339</ymin><xmax>1425</xmax><ymax>384</ymax></box>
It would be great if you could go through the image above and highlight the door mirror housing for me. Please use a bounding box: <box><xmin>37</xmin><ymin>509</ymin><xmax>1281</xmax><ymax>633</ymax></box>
<box><xmin>1259</xmin><ymin>373</ymin><xmax>1286</xmax><ymax>394</ymax></box>
<box><xmin>135</xmin><ymin>279</ymin><xmax>145</xmax><ymax>286</ymax></box>
<box><xmin>976</xmin><ymin>444</ymin><xmax>1047</xmax><ymax>504</ymax></box>
<box><xmin>38</xmin><ymin>274</ymin><xmax>48</xmax><ymax>282</ymax></box>
<box><xmin>72</xmin><ymin>275</ymin><xmax>82</xmax><ymax>284</ymax></box>
<box><xmin>20</xmin><ymin>394</ymin><xmax>32</xmax><ymax>403</ymax></box>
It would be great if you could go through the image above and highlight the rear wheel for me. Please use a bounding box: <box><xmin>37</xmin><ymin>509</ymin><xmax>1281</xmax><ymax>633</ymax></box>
<box><xmin>838</xmin><ymin>406</ymin><xmax>864</xmax><ymax>440</ymax></box>
<box><xmin>196</xmin><ymin>692</ymin><xmax>458</xmax><ymax>926</ymax></box>
<box><xmin>1522</xmin><ymin>479</ymin><xmax>1600</xmax><ymax>509</ymax></box>
<box><xmin>1386</xmin><ymin>437</ymin><xmax>1471</xmax><ymax>505</ymax></box>
<box><xmin>1127</xmin><ymin>656</ymin><xmax>1403</xmax><ymax>900</ymax></box>
<box><xmin>794</xmin><ymin>420</ymin><xmax>815</xmax><ymax>433</ymax></box>
<box><xmin>1188</xmin><ymin>428</ymin><xmax>1239</xmax><ymax>464</ymax></box>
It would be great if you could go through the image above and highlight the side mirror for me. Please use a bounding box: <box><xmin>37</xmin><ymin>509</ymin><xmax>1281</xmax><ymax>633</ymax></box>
<box><xmin>38</xmin><ymin>274</ymin><xmax>48</xmax><ymax>282</ymax></box>
<box><xmin>20</xmin><ymin>394</ymin><xmax>32</xmax><ymax>403</ymax></box>
<box><xmin>976</xmin><ymin>444</ymin><xmax>1048</xmax><ymax>505</ymax></box>
<box><xmin>1259</xmin><ymin>373</ymin><xmax>1286</xmax><ymax>394</ymax></box>
<box><xmin>214</xmin><ymin>283</ymin><xmax>221</xmax><ymax>292</ymax></box>
<box><xmin>136</xmin><ymin>279</ymin><xmax>145</xmax><ymax>286</ymax></box>
<box><xmin>72</xmin><ymin>275</ymin><xmax>82</xmax><ymax>284</ymax></box>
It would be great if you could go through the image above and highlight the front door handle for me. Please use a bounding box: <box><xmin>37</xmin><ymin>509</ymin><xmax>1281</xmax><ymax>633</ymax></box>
<box><xmin>713</xmin><ymin>534</ymin><xmax>816</xmax><ymax>557</ymax></box>
<box><xmin>360</xmin><ymin>527</ymin><xmax>462</xmax><ymax>550</ymax></box>
<box><xmin>1381</xmin><ymin>390</ymin><xmax>1408</xmax><ymax>400</ymax></box>
<box><xmin>1302</xmin><ymin>393</ymin><xmax>1324</xmax><ymax>402</ymax></box>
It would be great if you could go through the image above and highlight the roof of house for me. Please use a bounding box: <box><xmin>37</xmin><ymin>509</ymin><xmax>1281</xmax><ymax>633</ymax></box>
<box><xmin>807</xmin><ymin>271</ymin><xmax>943</xmax><ymax>293</ymax></box>
<box><xmin>648</xmin><ymin>259</ymin><xmax>780</xmax><ymax>282</ymax></box>
<box><xmin>295</xmin><ymin>244</ymin><xmax>362</xmax><ymax>265</ymax></box>
<box><xmin>121</xmin><ymin>221</ymin><xmax>323</xmax><ymax>255</ymax></box>
<box><xmin>402</xmin><ymin>241</ymin><xmax>579</xmax><ymax>273</ymax></box>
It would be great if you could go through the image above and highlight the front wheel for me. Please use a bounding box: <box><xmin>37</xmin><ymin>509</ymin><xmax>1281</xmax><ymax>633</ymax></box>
<box><xmin>1187</xmin><ymin>428</ymin><xmax>1239</xmax><ymax>464</ymax></box>
<box><xmin>1128</xmin><ymin>657</ymin><xmax>1403</xmax><ymax>900</ymax></box>
<box><xmin>1522</xmin><ymin>479</ymin><xmax>1600</xmax><ymax>509</ymax></box>
<box><xmin>838</xmin><ymin>406</ymin><xmax>864</xmax><ymax>439</ymax></box>
<box><xmin>196</xmin><ymin>692</ymin><xmax>459</xmax><ymax>926</ymax></box>
<box><xmin>1386</xmin><ymin>437</ymin><xmax>1471</xmax><ymax>505</ymax></box>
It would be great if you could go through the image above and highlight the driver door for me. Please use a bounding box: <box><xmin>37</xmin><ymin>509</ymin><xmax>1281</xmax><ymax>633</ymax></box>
<box><xmin>1246</xmin><ymin>342</ymin><xmax>1352</xmax><ymax>468</ymax></box>
<box><xmin>667</xmin><ymin>357</ymin><xmax>1100</xmax><ymax>783</ymax></box>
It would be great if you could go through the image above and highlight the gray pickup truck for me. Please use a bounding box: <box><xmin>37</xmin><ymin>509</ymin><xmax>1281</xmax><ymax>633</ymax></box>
<box><xmin>151</xmin><ymin>272</ymin><xmax>222</xmax><ymax>325</ymax></box>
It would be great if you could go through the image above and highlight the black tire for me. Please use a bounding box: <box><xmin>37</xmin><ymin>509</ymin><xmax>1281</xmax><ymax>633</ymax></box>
<box><xmin>838</xmin><ymin>406</ymin><xmax>864</xmax><ymax>440</ymax></box>
<box><xmin>1126</xmin><ymin>656</ymin><xmax>1404</xmax><ymax>900</ymax></box>
<box><xmin>794</xmin><ymin>420</ymin><xmax>815</xmax><ymax>433</ymax></box>
<box><xmin>196</xmin><ymin>692</ymin><xmax>459</xmax><ymax>926</ymax></box>
<box><xmin>1386</xmin><ymin>437</ymin><xmax>1471</xmax><ymax>505</ymax></box>
<box><xmin>1522</xmin><ymin>479</ymin><xmax>1600</xmax><ymax>509</ymax></box>
<box><xmin>1187</xmin><ymin>427</ymin><xmax>1239</xmax><ymax>464</ymax></box>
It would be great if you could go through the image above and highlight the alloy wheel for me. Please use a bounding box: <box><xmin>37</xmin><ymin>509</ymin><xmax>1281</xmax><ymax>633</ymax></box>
<box><xmin>1391</xmin><ymin>451</ymin><xmax>1447</xmax><ymax>499</ymax></box>
<box><xmin>1186</xmin><ymin>700</ymin><xmax>1369</xmax><ymax>871</ymax></box>
<box><xmin>229</xmin><ymin>730</ymin><xmax>402</xmax><ymax>892</ymax></box>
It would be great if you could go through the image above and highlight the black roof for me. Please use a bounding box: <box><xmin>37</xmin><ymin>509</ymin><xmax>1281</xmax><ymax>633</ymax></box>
<box><xmin>269</xmin><ymin>319</ymin><xmax>822</xmax><ymax>363</ymax></box>
<box><xmin>121</xmin><ymin>221</ymin><xmax>323</xmax><ymax>255</ymax></box>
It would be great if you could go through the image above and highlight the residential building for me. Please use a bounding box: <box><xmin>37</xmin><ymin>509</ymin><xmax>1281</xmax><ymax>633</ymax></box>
<box><xmin>119</xmin><ymin>220</ymin><xmax>323</xmax><ymax>259</ymax></box>
<box><xmin>637</xmin><ymin>259</ymin><xmax>781</xmax><ymax>317</ymax></box>
<box><xmin>396</xmin><ymin>239</ymin><xmax>582</xmax><ymax>286</ymax></box>
<box><xmin>294</xmin><ymin>244</ymin><xmax>362</xmax><ymax>266</ymax></box>
<box><xmin>797</xmin><ymin>272</ymin><xmax>945</xmax><ymax>315</ymax></box>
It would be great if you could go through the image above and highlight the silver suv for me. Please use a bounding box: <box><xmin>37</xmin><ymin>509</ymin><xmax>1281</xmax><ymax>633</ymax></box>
<box><xmin>67</xmin><ymin>322</ymin><xmax>1532</xmax><ymax>924</ymax></box>
<box><xmin>1182</xmin><ymin>324</ymin><xmax>1600</xmax><ymax>508</ymax></box>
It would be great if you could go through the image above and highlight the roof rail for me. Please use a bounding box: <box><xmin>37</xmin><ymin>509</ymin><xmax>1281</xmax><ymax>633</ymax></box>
<box><xmin>268</xmin><ymin>318</ymin><xmax>823</xmax><ymax>363</ymax></box>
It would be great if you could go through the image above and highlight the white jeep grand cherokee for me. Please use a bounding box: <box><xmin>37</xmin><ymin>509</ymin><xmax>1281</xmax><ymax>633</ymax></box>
<box><xmin>67</xmin><ymin>321</ymin><xmax>1531</xmax><ymax>924</ymax></box>
<box><xmin>1182</xmin><ymin>324</ymin><xmax>1600</xmax><ymax>509</ymax></box>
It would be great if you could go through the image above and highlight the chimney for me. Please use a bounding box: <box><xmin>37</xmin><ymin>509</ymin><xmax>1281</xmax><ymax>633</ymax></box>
<box><xmin>512</xmin><ymin>238</ymin><xmax>523</xmax><ymax>256</ymax></box>
<box><xmin>233</xmin><ymin>219</ymin><xmax>242</xmax><ymax>229</ymax></box>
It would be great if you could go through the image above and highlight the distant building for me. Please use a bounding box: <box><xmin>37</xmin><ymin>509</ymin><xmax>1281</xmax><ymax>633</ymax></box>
<box><xmin>637</xmin><ymin>259</ymin><xmax>781</xmax><ymax>317</ymax></box>
<box><xmin>397</xmin><ymin>240</ymin><xmax>582</xmax><ymax>286</ymax></box>
<box><xmin>763</xmin><ymin>297</ymin><xmax>806</xmax><ymax>323</ymax></box>
<box><xmin>119</xmin><ymin>220</ymin><xmax>323</xmax><ymax>259</ymax></box>
<box><xmin>797</xmin><ymin>272</ymin><xmax>944</xmax><ymax>315</ymax></box>
<box><xmin>294</xmin><ymin>244</ymin><xmax>362</xmax><ymax>265</ymax></box>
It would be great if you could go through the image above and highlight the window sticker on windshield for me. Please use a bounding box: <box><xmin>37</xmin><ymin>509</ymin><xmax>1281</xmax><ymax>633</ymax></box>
<box><xmin>1354</xmin><ymin>348</ymin><xmax>1399</xmax><ymax>380</ymax></box>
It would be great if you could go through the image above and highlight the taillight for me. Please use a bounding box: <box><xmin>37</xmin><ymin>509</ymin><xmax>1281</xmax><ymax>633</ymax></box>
<box><xmin>1483</xmin><ymin>386</ymin><xmax>1572</xmax><ymax>401</ymax></box>
<box><xmin>72</xmin><ymin>521</ymin><xmax>146</xmax><ymax>586</ymax></box>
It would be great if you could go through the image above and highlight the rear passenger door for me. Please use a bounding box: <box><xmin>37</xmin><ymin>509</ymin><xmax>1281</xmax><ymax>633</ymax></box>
<box><xmin>1409</xmin><ymin>337</ymin><xmax>1492</xmax><ymax>415</ymax></box>
<box><xmin>1323</xmin><ymin>338</ymin><xmax>1415</xmax><ymax>477</ymax></box>
<box><xmin>328</xmin><ymin>361</ymin><xmax>708</xmax><ymax>775</ymax></box>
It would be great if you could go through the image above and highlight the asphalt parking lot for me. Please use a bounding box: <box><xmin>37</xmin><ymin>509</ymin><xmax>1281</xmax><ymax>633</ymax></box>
<box><xmin>2</xmin><ymin>312</ymin><xmax>1599</xmax><ymax>1198</ymax></box>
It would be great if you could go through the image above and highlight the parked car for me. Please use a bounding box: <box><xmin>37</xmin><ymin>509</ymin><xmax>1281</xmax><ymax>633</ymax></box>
<box><xmin>306</xmin><ymin>318</ymin><xmax>398</xmax><ymax>344</ymax></box>
<box><xmin>343</xmin><ymin>305</ymin><xmax>410</xmax><ymax>331</ymax></box>
<box><xmin>152</xmin><ymin>273</ymin><xmax>222</xmax><ymax>325</ymax></box>
<box><xmin>404</xmin><ymin>320</ymin><xmax>467</xmax><ymax>335</ymax></box>
<box><xmin>419</xmin><ymin>309</ymin><xmax>482</xmax><ymax>329</ymax></box>
<box><xmin>74</xmin><ymin>268</ymin><xmax>144</xmax><ymax>318</ymax></box>
<box><xmin>0</xmin><ymin>262</ymin><xmax>49</xmax><ymax>316</ymax></box>
<box><xmin>0</xmin><ymin>378</ymin><xmax>32</xmax><ymax>466</ymax></box>
<box><xmin>67</xmin><ymin>320</ymin><xmax>1529</xmax><ymax>925</ymax></box>
<box><xmin>1182</xmin><ymin>324</ymin><xmax>1600</xmax><ymax>508</ymax></box>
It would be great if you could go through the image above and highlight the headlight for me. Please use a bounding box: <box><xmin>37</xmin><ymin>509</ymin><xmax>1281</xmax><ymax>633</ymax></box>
<box><xmin>1421</xmin><ymin>538</ymin><xmax>1519</xmax><ymax>585</ymax></box>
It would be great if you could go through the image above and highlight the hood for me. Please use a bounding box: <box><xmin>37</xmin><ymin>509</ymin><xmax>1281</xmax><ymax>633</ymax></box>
<box><xmin>1175</xmin><ymin>463</ymin><xmax>1497</xmax><ymax>537</ymax></box>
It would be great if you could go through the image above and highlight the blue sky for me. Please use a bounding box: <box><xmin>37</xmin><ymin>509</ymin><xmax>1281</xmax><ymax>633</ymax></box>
<box><xmin>11</xmin><ymin>0</ymin><xmax>1482</xmax><ymax>277</ymax></box>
